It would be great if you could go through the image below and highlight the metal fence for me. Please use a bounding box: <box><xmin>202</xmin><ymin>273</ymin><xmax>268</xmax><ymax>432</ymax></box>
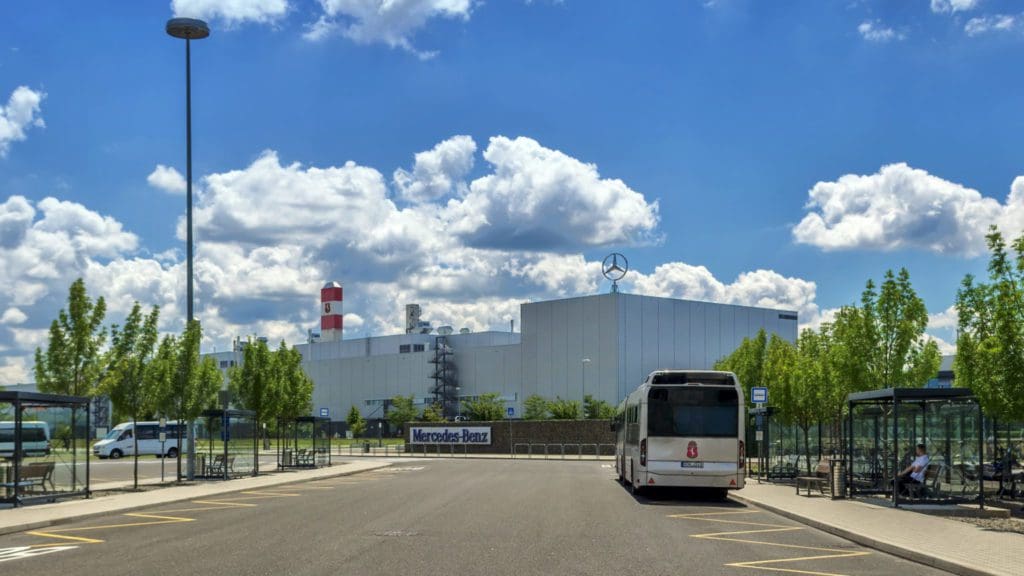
<box><xmin>333</xmin><ymin>443</ymin><xmax>616</xmax><ymax>459</ymax></box>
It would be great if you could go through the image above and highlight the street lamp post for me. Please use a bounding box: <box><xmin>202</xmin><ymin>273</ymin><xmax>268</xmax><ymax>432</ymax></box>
<box><xmin>166</xmin><ymin>17</ymin><xmax>209</xmax><ymax>481</ymax></box>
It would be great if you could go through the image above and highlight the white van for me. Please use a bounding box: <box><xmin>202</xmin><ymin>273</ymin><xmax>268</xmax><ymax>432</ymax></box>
<box><xmin>0</xmin><ymin>421</ymin><xmax>51</xmax><ymax>458</ymax></box>
<box><xmin>92</xmin><ymin>421</ymin><xmax>186</xmax><ymax>459</ymax></box>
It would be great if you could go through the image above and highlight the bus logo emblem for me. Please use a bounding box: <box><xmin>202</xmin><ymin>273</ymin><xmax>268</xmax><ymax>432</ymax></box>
<box><xmin>687</xmin><ymin>441</ymin><xmax>698</xmax><ymax>458</ymax></box>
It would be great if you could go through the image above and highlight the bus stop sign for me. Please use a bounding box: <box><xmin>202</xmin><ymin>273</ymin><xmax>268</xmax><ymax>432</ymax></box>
<box><xmin>752</xmin><ymin>387</ymin><xmax>768</xmax><ymax>404</ymax></box>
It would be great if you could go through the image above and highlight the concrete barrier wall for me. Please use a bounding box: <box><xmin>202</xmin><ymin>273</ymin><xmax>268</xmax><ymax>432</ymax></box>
<box><xmin>403</xmin><ymin>419</ymin><xmax>615</xmax><ymax>454</ymax></box>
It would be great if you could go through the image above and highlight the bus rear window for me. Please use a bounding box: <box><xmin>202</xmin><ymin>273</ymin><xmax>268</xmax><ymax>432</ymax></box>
<box><xmin>647</xmin><ymin>387</ymin><xmax>738</xmax><ymax>437</ymax></box>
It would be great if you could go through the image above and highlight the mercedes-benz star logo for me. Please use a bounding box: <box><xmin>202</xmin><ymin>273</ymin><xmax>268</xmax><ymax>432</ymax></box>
<box><xmin>602</xmin><ymin>253</ymin><xmax>628</xmax><ymax>282</ymax></box>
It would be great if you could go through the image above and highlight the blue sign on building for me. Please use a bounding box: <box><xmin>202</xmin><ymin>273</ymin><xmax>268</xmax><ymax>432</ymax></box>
<box><xmin>507</xmin><ymin>407</ymin><xmax>515</xmax><ymax>418</ymax></box>
<box><xmin>319</xmin><ymin>407</ymin><xmax>329</xmax><ymax>418</ymax></box>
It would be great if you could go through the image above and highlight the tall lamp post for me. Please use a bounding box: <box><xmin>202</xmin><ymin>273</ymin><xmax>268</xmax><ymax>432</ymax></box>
<box><xmin>166</xmin><ymin>17</ymin><xmax>209</xmax><ymax>481</ymax></box>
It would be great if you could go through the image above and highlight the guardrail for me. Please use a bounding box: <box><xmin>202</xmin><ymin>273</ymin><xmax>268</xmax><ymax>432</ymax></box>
<box><xmin>511</xmin><ymin>443</ymin><xmax>616</xmax><ymax>460</ymax></box>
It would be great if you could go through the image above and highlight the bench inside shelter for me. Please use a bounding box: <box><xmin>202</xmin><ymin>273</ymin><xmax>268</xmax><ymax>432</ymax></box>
<box><xmin>795</xmin><ymin>460</ymin><xmax>831</xmax><ymax>496</ymax></box>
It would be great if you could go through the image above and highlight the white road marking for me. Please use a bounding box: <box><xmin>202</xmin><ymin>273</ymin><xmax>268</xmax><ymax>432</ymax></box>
<box><xmin>0</xmin><ymin>546</ymin><xmax>78</xmax><ymax>563</ymax></box>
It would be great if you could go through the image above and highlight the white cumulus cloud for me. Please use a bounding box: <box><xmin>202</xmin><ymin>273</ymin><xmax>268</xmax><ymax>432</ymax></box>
<box><xmin>0</xmin><ymin>308</ymin><xmax>27</xmax><ymax>325</ymax></box>
<box><xmin>626</xmin><ymin>263</ymin><xmax>822</xmax><ymax>328</ymax></box>
<box><xmin>928</xmin><ymin>305</ymin><xmax>959</xmax><ymax>330</ymax></box>
<box><xmin>171</xmin><ymin>0</ymin><xmax>289</xmax><ymax>25</ymax></box>
<box><xmin>307</xmin><ymin>0</ymin><xmax>472</xmax><ymax>58</ymax></box>
<box><xmin>931</xmin><ymin>0</ymin><xmax>981</xmax><ymax>14</ymax></box>
<box><xmin>393</xmin><ymin>135</ymin><xmax>476</xmax><ymax>203</ymax></box>
<box><xmin>147</xmin><ymin>165</ymin><xmax>187</xmax><ymax>194</ymax></box>
<box><xmin>858</xmin><ymin>21</ymin><xmax>904</xmax><ymax>42</ymax></box>
<box><xmin>964</xmin><ymin>14</ymin><xmax>1020</xmax><ymax>36</ymax></box>
<box><xmin>0</xmin><ymin>86</ymin><xmax>45</xmax><ymax>157</ymax></box>
<box><xmin>792</xmin><ymin>163</ymin><xmax>1024</xmax><ymax>256</ymax></box>
<box><xmin>447</xmin><ymin>136</ymin><xmax>660</xmax><ymax>250</ymax></box>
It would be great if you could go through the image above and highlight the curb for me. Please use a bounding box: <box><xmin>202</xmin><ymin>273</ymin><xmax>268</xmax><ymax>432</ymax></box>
<box><xmin>730</xmin><ymin>493</ymin><xmax>998</xmax><ymax>576</ymax></box>
<box><xmin>0</xmin><ymin>461</ymin><xmax>392</xmax><ymax>538</ymax></box>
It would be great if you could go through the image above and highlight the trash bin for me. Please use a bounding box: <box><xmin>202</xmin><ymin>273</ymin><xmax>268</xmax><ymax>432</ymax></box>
<box><xmin>829</xmin><ymin>458</ymin><xmax>847</xmax><ymax>500</ymax></box>
<box><xmin>363</xmin><ymin>442</ymin><xmax>370</xmax><ymax>453</ymax></box>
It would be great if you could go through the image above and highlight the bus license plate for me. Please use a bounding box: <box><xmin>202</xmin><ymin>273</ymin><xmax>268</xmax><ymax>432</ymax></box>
<box><xmin>681</xmin><ymin>461</ymin><xmax>704</xmax><ymax>469</ymax></box>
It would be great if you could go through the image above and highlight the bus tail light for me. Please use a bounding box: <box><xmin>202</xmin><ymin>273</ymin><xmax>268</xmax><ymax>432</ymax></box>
<box><xmin>738</xmin><ymin>440</ymin><xmax>745</xmax><ymax>469</ymax></box>
<box><xmin>640</xmin><ymin>438</ymin><xmax>647</xmax><ymax>466</ymax></box>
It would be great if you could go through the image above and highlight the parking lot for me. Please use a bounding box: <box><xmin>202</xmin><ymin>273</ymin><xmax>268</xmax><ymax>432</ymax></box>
<box><xmin>0</xmin><ymin>460</ymin><xmax>951</xmax><ymax>575</ymax></box>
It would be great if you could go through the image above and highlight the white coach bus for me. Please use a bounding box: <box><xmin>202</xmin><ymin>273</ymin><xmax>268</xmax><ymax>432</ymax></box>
<box><xmin>614</xmin><ymin>370</ymin><xmax>745</xmax><ymax>497</ymax></box>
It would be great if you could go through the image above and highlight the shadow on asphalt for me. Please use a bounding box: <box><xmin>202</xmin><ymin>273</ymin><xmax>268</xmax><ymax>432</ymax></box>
<box><xmin>613</xmin><ymin>479</ymin><xmax>748</xmax><ymax>507</ymax></box>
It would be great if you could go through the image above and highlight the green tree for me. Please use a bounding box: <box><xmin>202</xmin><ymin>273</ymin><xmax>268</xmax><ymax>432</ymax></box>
<box><xmin>229</xmin><ymin>338</ymin><xmax>281</xmax><ymax>429</ymax></box>
<box><xmin>955</xmin><ymin>227</ymin><xmax>1024</xmax><ymax>422</ymax></box>
<box><xmin>167</xmin><ymin>321</ymin><xmax>222</xmax><ymax>480</ymax></box>
<box><xmin>34</xmin><ymin>278</ymin><xmax>107</xmax><ymax>397</ymax></box>
<box><xmin>831</xmin><ymin>269</ymin><xmax>940</xmax><ymax>392</ymax></box>
<box><xmin>388</xmin><ymin>395</ymin><xmax>419</xmax><ymax>433</ymax></box>
<box><xmin>714</xmin><ymin>329</ymin><xmax>768</xmax><ymax>404</ymax></box>
<box><xmin>347</xmin><ymin>405</ymin><xmax>366</xmax><ymax>437</ymax></box>
<box><xmin>463</xmin><ymin>393</ymin><xmax>506</xmax><ymax>420</ymax></box>
<box><xmin>523</xmin><ymin>394</ymin><xmax>550</xmax><ymax>420</ymax></box>
<box><xmin>583</xmin><ymin>394</ymin><xmax>615</xmax><ymax>419</ymax></box>
<box><xmin>548</xmin><ymin>397</ymin><xmax>581</xmax><ymax>420</ymax></box>
<box><xmin>768</xmin><ymin>331</ymin><xmax>830</xmax><ymax>475</ymax></box>
<box><xmin>421</xmin><ymin>402</ymin><xmax>446</xmax><ymax>423</ymax></box>
<box><xmin>102</xmin><ymin>302</ymin><xmax>160</xmax><ymax>489</ymax></box>
<box><xmin>276</xmin><ymin>342</ymin><xmax>314</xmax><ymax>421</ymax></box>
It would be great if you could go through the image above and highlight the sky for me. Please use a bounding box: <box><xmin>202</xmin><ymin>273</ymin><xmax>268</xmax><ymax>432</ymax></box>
<box><xmin>0</xmin><ymin>0</ymin><xmax>1022</xmax><ymax>384</ymax></box>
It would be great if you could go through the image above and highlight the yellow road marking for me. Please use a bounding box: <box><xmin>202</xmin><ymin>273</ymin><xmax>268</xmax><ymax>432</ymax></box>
<box><xmin>728</xmin><ymin>551</ymin><xmax>870</xmax><ymax>576</ymax></box>
<box><xmin>671</xmin><ymin>511</ymin><xmax>870</xmax><ymax>576</ymax></box>
<box><xmin>16</xmin><ymin>475</ymin><xmax>356</xmax><ymax>556</ymax></box>
<box><xmin>24</xmin><ymin>532</ymin><xmax>104</xmax><ymax>544</ymax></box>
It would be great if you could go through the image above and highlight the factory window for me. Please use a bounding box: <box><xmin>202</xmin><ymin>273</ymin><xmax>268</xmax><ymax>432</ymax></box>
<box><xmin>399</xmin><ymin>344</ymin><xmax>411</xmax><ymax>353</ymax></box>
<box><xmin>413</xmin><ymin>344</ymin><xmax>425</xmax><ymax>352</ymax></box>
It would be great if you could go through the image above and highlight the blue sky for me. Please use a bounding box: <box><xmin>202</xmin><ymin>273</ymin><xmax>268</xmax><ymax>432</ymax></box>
<box><xmin>0</xmin><ymin>0</ymin><xmax>1022</xmax><ymax>383</ymax></box>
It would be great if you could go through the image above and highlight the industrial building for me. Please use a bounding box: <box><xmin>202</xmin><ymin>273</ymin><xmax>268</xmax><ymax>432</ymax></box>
<box><xmin>206</xmin><ymin>284</ymin><xmax>799</xmax><ymax>430</ymax></box>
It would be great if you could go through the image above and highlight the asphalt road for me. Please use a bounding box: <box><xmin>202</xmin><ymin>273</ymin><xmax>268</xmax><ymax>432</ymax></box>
<box><xmin>0</xmin><ymin>460</ymin><xmax>950</xmax><ymax>575</ymax></box>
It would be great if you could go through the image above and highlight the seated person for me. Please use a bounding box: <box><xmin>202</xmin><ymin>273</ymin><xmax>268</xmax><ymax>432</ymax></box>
<box><xmin>895</xmin><ymin>444</ymin><xmax>930</xmax><ymax>496</ymax></box>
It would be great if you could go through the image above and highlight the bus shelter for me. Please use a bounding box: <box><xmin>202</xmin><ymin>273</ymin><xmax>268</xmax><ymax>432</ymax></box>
<box><xmin>277</xmin><ymin>416</ymin><xmax>331</xmax><ymax>469</ymax></box>
<box><xmin>196</xmin><ymin>409</ymin><xmax>258</xmax><ymax>480</ymax></box>
<box><xmin>1</xmin><ymin>391</ymin><xmax>91</xmax><ymax>507</ymax></box>
<box><xmin>847</xmin><ymin>388</ymin><xmax>984</xmax><ymax>508</ymax></box>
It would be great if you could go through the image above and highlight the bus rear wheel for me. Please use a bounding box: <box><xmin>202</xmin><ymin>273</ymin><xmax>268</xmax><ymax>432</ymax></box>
<box><xmin>166</xmin><ymin>447</ymin><xmax>178</xmax><ymax>459</ymax></box>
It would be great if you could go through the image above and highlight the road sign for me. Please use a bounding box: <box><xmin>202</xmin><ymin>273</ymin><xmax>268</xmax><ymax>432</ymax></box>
<box><xmin>506</xmin><ymin>407</ymin><xmax>515</xmax><ymax>418</ymax></box>
<box><xmin>755</xmin><ymin>430</ymin><xmax>764</xmax><ymax>441</ymax></box>
<box><xmin>755</xmin><ymin>413</ymin><xmax>763</xmax><ymax>429</ymax></box>
<box><xmin>751</xmin><ymin>387</ymin><xmax>768</xmax><ymax>404</ymax></box>
<box><xmin>319</xmin><ymin>407</ymin><xmax>329</xmax><ymax>418</ymax></box>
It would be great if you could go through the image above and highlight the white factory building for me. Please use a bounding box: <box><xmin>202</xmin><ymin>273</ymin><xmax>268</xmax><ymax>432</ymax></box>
<box><xmin>205</xmin><ymin>285</ymin><xmax>798</xmax><ymax>429</ymax></box>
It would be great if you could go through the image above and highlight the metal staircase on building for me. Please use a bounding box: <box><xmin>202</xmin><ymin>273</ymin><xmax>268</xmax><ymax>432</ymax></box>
<box><xmin>429</xmin><ymin>336</ymin><xmax>459</xmax><ymax>420</ymax></box>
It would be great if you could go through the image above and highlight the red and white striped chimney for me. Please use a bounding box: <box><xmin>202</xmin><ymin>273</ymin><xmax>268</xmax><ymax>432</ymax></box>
<box><xmin>320</xmin><ymin>281</ymin><xmax>343</xmax><ymax>342</ymax></box>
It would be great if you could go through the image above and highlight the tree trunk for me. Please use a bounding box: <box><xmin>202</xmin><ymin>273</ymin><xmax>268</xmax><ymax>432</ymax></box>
<box><xmin>802</xmin><ymin>423</ymin><xmax>813</xmax><ymax>475</ymax></box>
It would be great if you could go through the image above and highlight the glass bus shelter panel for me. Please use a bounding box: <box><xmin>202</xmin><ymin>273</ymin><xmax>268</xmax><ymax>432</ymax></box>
<box><xmin>847</xmin><ymin>389</ymin><xmax>984</xmax><ymax>506</ymax></box>
<box><xmin>196</xmin><ymin>410</ymin><xmax>258</xmax><ymax>480</ymax></box>
<box><xmin>277</xmin><ymin>417</ymin><xmax>332</xmax><ymax>468</ymax></box>
<box><xmin>1</xmin><ymin>393</ymin><xmax>91</xmax><ymax>507</ymax></box>
<box><xmin>766</xmin><ymin>417</ymin><xmax>817</xmax><ymax>479</ymax></box>
<box><xmin>849</xmin><ymin>403</ymin><xmax>893</xmax><ymax>494</ymax></box>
